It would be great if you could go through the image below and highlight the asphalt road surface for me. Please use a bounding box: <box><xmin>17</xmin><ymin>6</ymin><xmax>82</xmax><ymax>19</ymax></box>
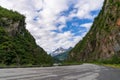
<box><xmin>0</xmin><ymin>64</ymin><xmax>120</xmax><ymax>80</ymax></box>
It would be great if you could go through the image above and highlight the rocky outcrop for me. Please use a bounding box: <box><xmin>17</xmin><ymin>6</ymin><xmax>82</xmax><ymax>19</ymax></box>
<box><xmin>1</xmin><ymin>17</ymin><xmax>24</xmax><ymax>36</ymax></box>
<box><xmin>69</xmin><ymin>0</ymin><xmax>120</xmax><ymax>62</ymax></box>
<box><xmin>0</xmin><ymin>6</ymin><xmax>53</xmax><ymax>66</ymax></box>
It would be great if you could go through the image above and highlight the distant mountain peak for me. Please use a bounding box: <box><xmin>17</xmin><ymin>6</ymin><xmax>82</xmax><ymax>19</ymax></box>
<box><xmin>51</xmin><ymin>47</ymin><xmax>72</xmax><ymax>57</ymax></box>
<box><xmin>54</xmin><ymin>47</ymin><xmax>66</xmax><ymax>52</ymax></box>
<box><xmin>51</xmin><ymin>47</ymin><xmax>66</xmax><ymax>56</ymax></box>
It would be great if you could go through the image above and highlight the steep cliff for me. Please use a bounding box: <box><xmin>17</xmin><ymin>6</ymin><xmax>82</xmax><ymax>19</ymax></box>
<box><xmin>69</xmin><ymin>0</ymin><xmax>120</xmax><ymax>62</ymax></box>
<box><xmin>0</xmin><ymin>6</ymin><xmax>53</xmax><ymax>66</ymax></box>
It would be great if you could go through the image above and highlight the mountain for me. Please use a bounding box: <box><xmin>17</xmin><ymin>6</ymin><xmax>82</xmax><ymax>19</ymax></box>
<box><xmin>0</xmin><ymin>6</ymin><xmax>53</xmax><ymax>66</ymax></box>
<box><xmin>51</xmin><ymin>47</ymin><xmax>67</xmax><ymax>57</ymax></box>
<box><xmin>52</xmin><ymin>47</ymin><xmax>72</xmax><ymax>62</ymax></box>
<box><xmin>68</xmin><ymin>0</ymin><xmax>120</xmax><ymax>63</ymax></box>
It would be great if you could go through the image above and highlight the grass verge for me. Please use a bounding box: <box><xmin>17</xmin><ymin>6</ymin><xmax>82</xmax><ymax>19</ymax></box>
<box><xmin>92</xmin><ymin>62</ymin><xmax>120</xmax><ymax>69</ymax></box>
<box><xmin>102</xmin><ymin>64</ymin><xmax>120</xmax><ymax>69</ymax></box>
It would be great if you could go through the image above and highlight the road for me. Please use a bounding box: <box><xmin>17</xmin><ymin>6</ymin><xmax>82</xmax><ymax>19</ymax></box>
<box><xmin>0</xmin><ymin>64</ymin><xmax>120</xmax><ymax>80</ymax></box>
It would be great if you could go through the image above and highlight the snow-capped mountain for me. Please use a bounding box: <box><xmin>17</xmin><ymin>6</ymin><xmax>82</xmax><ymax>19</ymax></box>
<box><xmin>51</xmin><ymin>47</ymin><xmax>73</xmax><ymax>57</ymax></box>
<box><xmin>52</xmin><ymin>47</ymin><xmax>72</xmax><ymax>61</ymax></box>
<box><xmin>51</xmin><ymin>47</ymin><xmax>67</xmax><ymax>57</ymax></box>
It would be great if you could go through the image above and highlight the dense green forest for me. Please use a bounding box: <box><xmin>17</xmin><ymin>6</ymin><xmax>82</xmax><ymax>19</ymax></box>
<box><xmin>0</xmin><ymin>6</ymin><xmax>53</xmax><ymax>67</ymax></box>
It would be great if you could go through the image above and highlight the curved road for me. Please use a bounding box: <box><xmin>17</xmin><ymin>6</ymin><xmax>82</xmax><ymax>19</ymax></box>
<box><xmin>0</xmin><ymin>64</ymin><xmax>120</xmax><ymax>80</ymax></box>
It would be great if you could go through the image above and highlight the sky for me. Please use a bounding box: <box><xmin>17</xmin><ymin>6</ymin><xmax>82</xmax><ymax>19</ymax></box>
<box><xmin>0</xmin><ymin>0</ymin><xmax>104</xmax><ymax>53</ymax></box>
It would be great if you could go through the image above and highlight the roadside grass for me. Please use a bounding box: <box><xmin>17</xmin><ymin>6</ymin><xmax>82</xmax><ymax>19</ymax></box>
<box><xmin>0</xmin><ymin>64</ymin><xmax>53</xmax><ymax>68</ymax></box>
<box><xmin>101</xmin><ymin>64</ymin><xmax>120</xmax><ymax>69</ymax></box>
<box><xmin>91</xmin><ymin>62</ymin><xmax>120</xmax><ymax>69</ymax></box>
<box><xmin>61</xmin><ymin>61</ymin><xmax>83</xmax><ymax>66</ymax></box>
<box><xmin>0</xmin><ymin>64</ymin><xmax>6</xmax><ymax>68</ymax></box>
<box><xmin>90</xmin><ymin>56</ymin><xmax>120</xmax><ymax>69</ymax></box>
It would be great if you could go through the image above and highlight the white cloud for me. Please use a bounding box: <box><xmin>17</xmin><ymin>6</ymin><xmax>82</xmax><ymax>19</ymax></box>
<box><xmin>80</xmin><ymin>23</ymin><xmax>93</xmax><ymax>31</ymax></box>
<box><xmin>0</xmin><ymin>0</ymin><xmax>104</xmax><ymax>53</ymax></box>
<box><xmin>69</xmin><ymin>0</ymin><xmax>104</xmax><ymax>19</ymax></box>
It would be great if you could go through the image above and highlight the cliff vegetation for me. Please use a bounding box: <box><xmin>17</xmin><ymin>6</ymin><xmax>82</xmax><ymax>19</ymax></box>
<box><xmin>0</xmin><ymin>6</ymin><xmax>53</xmax><ymax>67</ymax></box>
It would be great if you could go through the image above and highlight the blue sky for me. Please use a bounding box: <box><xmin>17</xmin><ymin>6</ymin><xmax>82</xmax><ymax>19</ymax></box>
<box><xmin>0</xmin><ymin>0</ymin><xmax>104</xmax><ymax>53</ymax></box>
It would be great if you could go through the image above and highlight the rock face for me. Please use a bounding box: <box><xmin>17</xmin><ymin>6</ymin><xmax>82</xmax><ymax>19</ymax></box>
<box><xmin>0</xmin><ymin>6</ymin><xmax>53</xmax><ymax>66</ymax></box>
<box><xmin>69</xmin><ymin>0</ymin><xmax>120</xmax><ymax>62</ymax></box>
